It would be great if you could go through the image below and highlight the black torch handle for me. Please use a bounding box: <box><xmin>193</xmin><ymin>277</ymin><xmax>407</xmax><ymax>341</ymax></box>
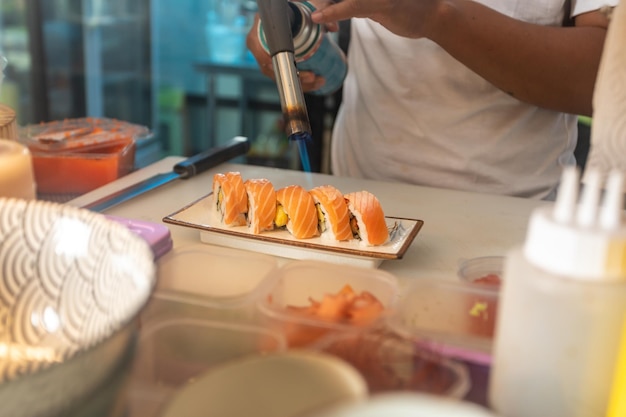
<box><xmin>257</xmin><ymin>0</ymin><xmax>296</xmax><ymax>55</ymax></box>
<box><xmin>173</xmin><ymin>136</ymin><xmax>250</xmax><ymax>179</ymax></box>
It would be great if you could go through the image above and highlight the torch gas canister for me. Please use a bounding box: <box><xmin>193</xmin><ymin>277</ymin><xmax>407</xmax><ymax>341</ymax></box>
<box><xmin>258</xmin><ymin>0</ymin><xmax>347</xmax><ymax>96</ymax></box>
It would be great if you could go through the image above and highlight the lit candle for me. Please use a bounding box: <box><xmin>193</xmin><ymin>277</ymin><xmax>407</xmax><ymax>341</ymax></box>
<box><xmin>0</xmin><ymin>139</ymin><xmax>36</xmax><ymax>200</ymax></box>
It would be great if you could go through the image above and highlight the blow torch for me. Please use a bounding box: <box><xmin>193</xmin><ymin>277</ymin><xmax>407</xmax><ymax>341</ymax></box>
<box><xmin>256</xmin><ymin>0</ymin><xmax>312</xmax><ymax>139</ymax></box>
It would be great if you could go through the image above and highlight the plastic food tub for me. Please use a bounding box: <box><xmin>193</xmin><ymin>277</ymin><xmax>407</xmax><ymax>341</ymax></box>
<box><xmin>311</xmin><ymin>327</ymin><xmax>471</xmax><ymax>399</ymax></box>
<box><xmin>457</xmin><ymin>256</ymin><xmax>504</xmax><ymax>287</ymax></box>
<box><xmin>19</xmin><ymin>117</ymin><xmax>149</xmax><ymax>195</ymax></box>
<box><xmin>126</xmin><ymin>318</ymin><xmax>286</xmax><ymax>417</ymax></box>
<box><xmin>257</xmin><ymin>260</ymin><xmax>400</xmax><ymax>348</ymax></box>
<box><xmin>388</xmin><ymin>278</ymin><xmax>500</xmax><ymax>406</ymax></box>
<box><xmin>143</xmin><ymin>243</ymin><xmax>280</xmax><ymax>324</ymax></box>
<box><xmin>389</xmin><ymin>278</ymin><xmax>499</xmax><ymax>362</ymax></box>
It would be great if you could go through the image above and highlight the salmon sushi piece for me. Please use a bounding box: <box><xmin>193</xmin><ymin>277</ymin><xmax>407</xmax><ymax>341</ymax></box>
<box><xmin>244</xmin><ymin>178</ymin><xmax>276</xmax><ymax>234</ymax></box>
<box><xmin>212</xmin><ymin>172</ymin><xmax>248</xmax><ymax>226</ymax></box>
<box><xmin>275</xmin><ymin>185</ymin><xmax>319</xmax><ymax>239</ymax></box>
<box><xmin>309</xmin><ymin>185</ymin><xmax>352</xmax><ymax>241</ymax></box>
<box><xmin>344</xmin><ymin>190</ymin><xmax>389</xmax><ymax>246</ymax></box>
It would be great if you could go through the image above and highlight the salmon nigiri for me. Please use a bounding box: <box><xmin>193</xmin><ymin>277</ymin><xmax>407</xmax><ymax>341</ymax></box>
<box><xmin>309</xmin><ymin>185</ymin><xmax>352</xmax><ymax>241</ymax></box>
<box><xmin>212</xmin><ymin>172</ymin><xmax>248</xmax><ymax>227</ymax></box>
<box><xmin>275</xmin><ymin>185</ymin><xmax>319</xmax><ymax>239</ymax></box>
<box><xmin>244</xmin><ymin>178</ymin><xmax>276</xmax><ymax>234</ymax></box>
<box><xmin>344</xmin><ymin>190</ymin><xmax>389</xmax><ymax>246</ymax></box>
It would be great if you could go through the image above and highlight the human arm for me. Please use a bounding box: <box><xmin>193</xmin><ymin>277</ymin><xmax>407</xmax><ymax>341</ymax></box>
<box><xmin>312</xmin><ymin>0</ymin><xmax>612</xmax><ymax>116</ymax></box>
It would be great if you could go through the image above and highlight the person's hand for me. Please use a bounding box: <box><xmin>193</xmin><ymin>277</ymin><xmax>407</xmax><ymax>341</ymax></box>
<box><xmin>245</xmin><ymin>13</ymin><xmax>276</xmax><ymax>79</ymax></box>
<box><xmin>311</xmin><ymin>0</ymin><xmax>441</xmax><ymax>39</ymax></box>
<box><xmin>245</xmin><ymin>1</ymin><xmax>339</xmax><ymax>92</ymax></box>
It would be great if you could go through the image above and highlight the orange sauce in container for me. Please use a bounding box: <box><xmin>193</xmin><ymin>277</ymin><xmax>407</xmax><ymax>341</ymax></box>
<box><xmin>20</xmin><ymin>118</ymin><xmax>149</xmax><ymax>195</ymax></box>
<box><xmin>32</xmin><ymin>140</ymin><xmax>136</xmax><ymax>194</ymax></box>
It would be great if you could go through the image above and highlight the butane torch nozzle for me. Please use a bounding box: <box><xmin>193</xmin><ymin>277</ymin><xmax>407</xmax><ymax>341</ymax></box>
<box><xmin>272</xmin><ymin>51</ymin><xmax>312</xmax><ymax>137</ymax></box>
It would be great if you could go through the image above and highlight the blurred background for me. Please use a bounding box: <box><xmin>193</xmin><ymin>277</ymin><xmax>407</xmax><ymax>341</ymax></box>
<box><xmin>0</xmin><ymin>0</ymin><xmax>346</xmax><ymax>172</ymax></box>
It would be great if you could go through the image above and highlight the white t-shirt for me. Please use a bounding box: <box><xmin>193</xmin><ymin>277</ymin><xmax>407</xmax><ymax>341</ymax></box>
<box><xmin>331</xmin><ymin>0</ymin><xmax>616</xmax><ymax>199</ymax></box>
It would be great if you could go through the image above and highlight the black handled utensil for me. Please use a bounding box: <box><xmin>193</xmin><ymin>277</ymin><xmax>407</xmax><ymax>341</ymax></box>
<box><xmin>83</xmin><ymin>136</ymin><xmax>250</xmax><ymax>213</ymax></box>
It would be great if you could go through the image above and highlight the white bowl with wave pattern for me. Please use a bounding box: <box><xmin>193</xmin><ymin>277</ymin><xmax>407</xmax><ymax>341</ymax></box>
<box><xmin>0</xmin><ymin>197</ymin><xmax>156</xmax><ymax>417</ymax></box>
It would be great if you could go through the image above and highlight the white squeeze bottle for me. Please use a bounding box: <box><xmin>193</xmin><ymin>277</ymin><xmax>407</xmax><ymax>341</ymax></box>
<box><xmin>606</xmin><ymin>313</ymin><xmax>626</xmax><ymax>417</ymax></box>
<box><xmin>489</xmin><ymin>167</ymin><xmax>626</xmax><ymax>417</ymax></box>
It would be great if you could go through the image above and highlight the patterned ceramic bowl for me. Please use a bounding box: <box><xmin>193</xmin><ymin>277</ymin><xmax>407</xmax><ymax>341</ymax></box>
<box><xmin>0</xmin><ymin>198</ymin><xmax>157</xmax><ymax>417</ymax></box>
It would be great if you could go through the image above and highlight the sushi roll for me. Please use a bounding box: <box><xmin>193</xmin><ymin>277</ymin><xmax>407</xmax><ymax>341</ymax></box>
<box><xmin>344</xmin><ymin>190</ymin><xmax>389</xmax><ymax>246</ymax></box>
<box><xmin>275</xmin><ymin>185</ymin><xmax>319</xmax><ymax>239</ymax></box>
<box><xmin>309</xmin><ymin>185</ymin><xmax>352</xmax><ymax>241</ymax></box>
<box><xmin>244</xmin><ymin>178</ymin><xmax>276</xmax><ymax>234</ymax></box>
<box><xmin>212</xmin><ymin>172</ymin><xmax>248</xmax><ymax>227</ymax></box>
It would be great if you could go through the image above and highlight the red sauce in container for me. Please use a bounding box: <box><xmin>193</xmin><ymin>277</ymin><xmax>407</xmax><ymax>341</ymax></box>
<box><xmin>473</xmin><ymin>273</ymin><xmax>502</xmax><ymax>286</ymax></box>
<box><xmin>20</xmin><ymin>118</ymin><xmax>149</xmax><ymax>194</ymax></box>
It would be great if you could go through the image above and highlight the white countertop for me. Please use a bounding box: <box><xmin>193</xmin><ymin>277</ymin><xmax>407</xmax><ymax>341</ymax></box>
<box><xmin>68</xmin><ymin>156</ymin><xmax>550</xmax><ymax>289</ymax></box>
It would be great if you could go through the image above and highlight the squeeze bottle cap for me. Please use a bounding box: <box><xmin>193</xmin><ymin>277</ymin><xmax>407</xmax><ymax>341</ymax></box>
<box><xmin>524</xmin><ymin>166</ymin><xmax>626</xmax><ymax>281</ymax></box>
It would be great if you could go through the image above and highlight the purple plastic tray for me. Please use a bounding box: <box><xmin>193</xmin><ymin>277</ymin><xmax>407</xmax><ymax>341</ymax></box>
<box><xmin>106</xmin><ymin>215</ymin><xmax>173</xmax><ymax>260</ymax></box>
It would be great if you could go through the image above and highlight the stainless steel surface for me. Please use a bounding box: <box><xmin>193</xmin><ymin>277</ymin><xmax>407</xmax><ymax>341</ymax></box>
<box><xmin>272</xmin><ymin>51</ymin><xmax>312</xmax><ymax>136</ymax></box>
<box><xmin>257</xmin><ymin>0</ymin><xmax>312</xmax><ymax>137</ymax></box>
<box><xmin>291</xmin><ymin>2</ymin><xmax>318</xmax><ymax>56</ymax></box>
<box><xmin>82</xmin><ymin>172</ymin><xmax>180</xmax><ymax>213</ymax></box>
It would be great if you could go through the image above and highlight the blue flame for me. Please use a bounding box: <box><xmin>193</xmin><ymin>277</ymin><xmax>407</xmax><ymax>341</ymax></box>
<box><xmin>289</xmin><ymin>132</ymin><xmax>312</xmax><ymax>173</ymax></box>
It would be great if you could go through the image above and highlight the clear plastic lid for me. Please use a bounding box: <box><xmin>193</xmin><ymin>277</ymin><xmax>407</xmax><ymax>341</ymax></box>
<box><xmin>457</xmin><ymin>256</ymin><xmax>503</xmax><ymax>287</ymax></box>
<box><xmin>20</xmin><ymin>117</ymin><xmax>151</xmax><ymax>154</ymax></box>
<box><xmin>257</xmin><ymin>260</ymin><xmax>399</xmax><ymax>347</ymax></box>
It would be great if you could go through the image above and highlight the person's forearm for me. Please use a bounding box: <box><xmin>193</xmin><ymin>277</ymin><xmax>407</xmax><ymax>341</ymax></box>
<box><xmin>427</xmin><ymin>0</ymin><xmax>606</xmax><ymax>116</ymax></box>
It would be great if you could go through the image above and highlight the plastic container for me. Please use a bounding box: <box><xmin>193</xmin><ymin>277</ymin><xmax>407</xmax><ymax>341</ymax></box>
<box><xmin>389</xmin><ymin>279</ymin><xmax>498</xmax><ymax>363</ymax></box>
<box><xmin>256</xmin><ymin>260</ymin><xmax>400</xmax><ymax>348</ymax></box>
<box><xmin>126</xmin><ymin>318</ymin><xmax>286</xmax><ymax>417</ymax></box>
<box><xmin>457</xmin><ymin>256</ymin><xmax>504</xmax><ymax>287</ymax></box>
<box><xmin>19</xmin><ymin>117</ymin><xmax>150</xmax><ymax>194</ymax></box>
<box><xmin>105</xmin><ymin>215</ymin><xmax>173</xmax><ymax>260</ymax></box>
<box><xmin>143</xmin><ymin>243</ymin><xmax>279</xmax><ymax>323</ymax></box>
<box><xmin>312</xmin><ymin>327</ymin><xmax>470</xmax><ymax>399</ymax></box>
<box><xmin>386</xmin><ymin>278</ymin><xmax>498</xmax><ymax>406</ymax></box>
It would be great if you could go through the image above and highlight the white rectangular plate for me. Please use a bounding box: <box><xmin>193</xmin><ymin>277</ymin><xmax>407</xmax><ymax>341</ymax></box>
<box><xmin>163</xmin><ymin>193</ymin><xmax>424</xmax><ymax>268</ymax></box>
